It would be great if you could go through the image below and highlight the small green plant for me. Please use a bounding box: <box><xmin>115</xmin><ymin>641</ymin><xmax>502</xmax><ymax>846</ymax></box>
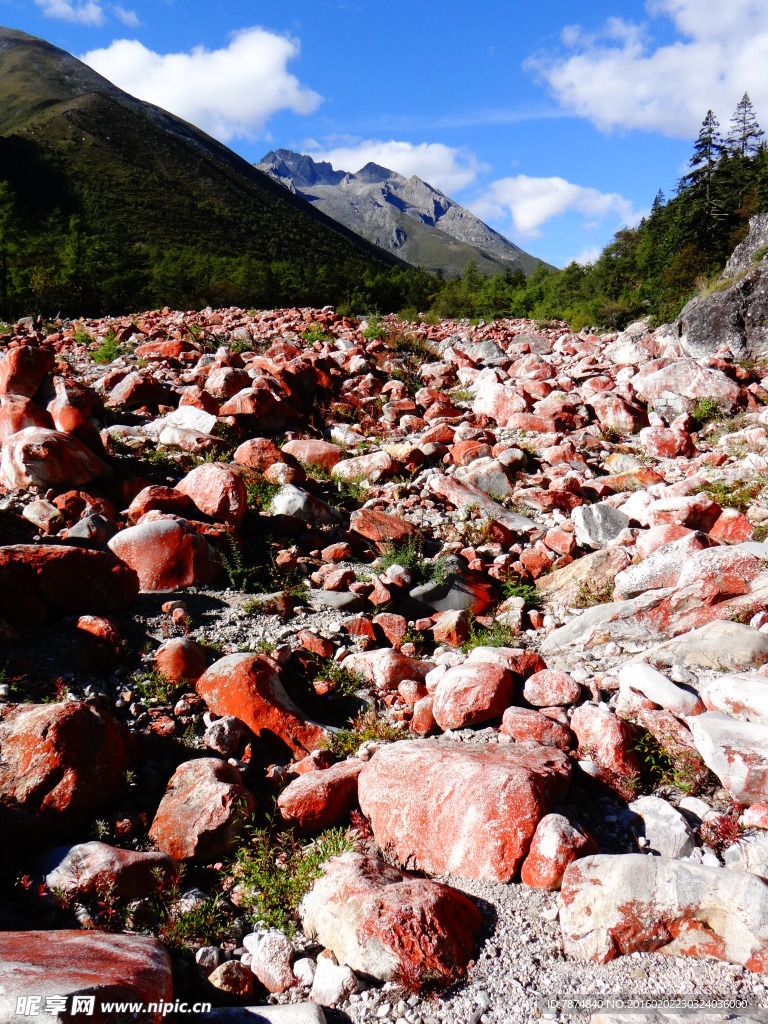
<box><xmin>361</xmin><ymin>313</ymin><xmax>385</xmax><ymax>340</ymax></box>
<box><xmin>302</xmin><ymin>323</ymin><xmax>332</xmax><ymax>344</ymax></box>
<box><xmin>234</xmin><ymin>817</ymin><xmax>356</xmax><ymax>934</ymax></box>
<box><xmin>132</xmin><ymin>670</ymin><xmax>177</xmax><ymax>705</ymax></box>
<box><xmin>461</xmin><ymin>617</ymin><xmax>519</xmax><ymax>653</ymax></box>
<box><xmin>157</xmin><ymin>892</ymin><xmax>229</xmax><ymax>951</ymax></box>
<box><xmin>72</xmin><ymin>326</ymin><xmax>93</xmax><ymax>346</ymax></box>
<box><xmin>378</xmin><ymin>538</ymin><xmax>448</xmax><ymax>586</ymax></box>
<box><xmin>92</xmin><ymin>819</ymin><xmax>110</xmax><ymax>840</ymax></box>
<box><xmin>500</xmin><ymin>575</ymin><xmax>541</xmax><ymax>608</ymax></box>
<box><xmin>323</xmin><ymin>708</ymin><xmax>407</xmax><ymax>759</ymax></box>
<box><xmin>573</xmin><ymin>577</ymin><xmax>616</xmax><ymax>608</ymax></box>
<box><xmin>449</xmin><ymin>386</ymin><xmax>473</xmax><ymax>404</ymax></box>
<box><xmin>694</xmin><ymin>474</ymin><xmax>768</xmax><ymax>514</ymax></box>
<box><xmin>632</xmin><ymin>729</ymin><xmax>705</xmax><ymax>794</ymax></box>
<box><xmin>245</xmin><ymin>477</ymin><xmax>280</xmax><ymax>510</ymax></box>
<box><xmin>691</xmin><ymin>397</ymin><xmax>723</xmax><ymax>427</ymax></box>
<box><xmin>220</xmin><ymin>535</ymin><xmax>258</xmax><ymax>592</ymax></box>
<box><xmin>91</xmin><ymin>329</ymin><xmax>123</xmax><ymax>364</ymax></box>
<box><xmin>314</xmin><ymin>659</ymin><xmax>364</xmax><ymax>697</ymax></box>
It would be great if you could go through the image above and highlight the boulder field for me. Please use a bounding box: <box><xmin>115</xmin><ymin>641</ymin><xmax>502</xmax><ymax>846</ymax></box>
<box><xmin>3</xmin><ymin>305</ymin><xmax>768</xmax><ymax>1022</ymax></box>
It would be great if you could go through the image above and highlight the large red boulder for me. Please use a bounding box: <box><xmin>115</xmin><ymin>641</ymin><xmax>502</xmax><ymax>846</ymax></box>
<box><xmin>107</xmin><ymin>516</ymin><xmax>220</xmax><ymax>592</ymax></box>
<box><xmin>0</xmin><ymin>427</ymin><xmax>113</xmax><ymax>490</ymax></box>
<box><xmin>148</xmin><ymin>757</ymin><xmax>256</xmax><ymax>861</ymax></box>
<box><xmin>500</xmin><ymin>707</ymin><xmax>573</xmax><ymax>750</ymax></box>
<box><xmin>154</xmin><ymin>638</ymin><xmax>209</xmax><ymax>684</ymax></box>
<box><xmin>126</xmin><ymin>485</ymin><xmax>197</xmax><ymax>522</ymax></box>
<box><xmin>0</xmin><ymin>344</ymin><xmax>54</xmax><ymax>397</ymax></box>
<box><xmin>196</xmin><ymin>653</ymin><xmax>328</xmax><ymax>757</ymax></box>
<box><xmin>571</xmin><ymin>703</ymin><xmax>640</xmax><ymax>782</ymax></box>
<box><xmin>358</xmin><ymin>740</ymin><xmax>571</xmax><ymax>881</ymax></box>
<box><xmin>0</xmin><ymin>702</ymin><xmax>131</xmax><ymax>837</ymax></box>
<box><xmin>349</xmin><ymin>508</ymin><xmax>420</xmax><ymax>548</ymax></box>
<box><xmin>175</xmin><ymin>462</ymin><xmax>247</xmax><ymax>528</ymax></box>
<box><xmin>300</xmin><ymin>852</ymin><xmax>482</xmax><ymax>983</ymax></box>
<box><xmin>0</xmin><ymin>545</ymin><xmax>139</xmax><ymax>624</ymax></box>
<box><xmin>277</xmin><ymin>760</ymin><xmax>364</xmax><ymax>833</ymax></box>
<box><xmin>0</xmin><ymin>931</ymin><xmax>172</xmax><ymax>1024</ymax></box>
<box><xmin>282</xmin><ymin>438</ymin><xmax>344</xmax><ymax>472</ymax></box>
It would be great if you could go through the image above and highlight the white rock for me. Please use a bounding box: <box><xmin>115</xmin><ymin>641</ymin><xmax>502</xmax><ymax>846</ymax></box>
<box><xmin>309</xmin><ymin>959</ymin><xmax>358</xmax><ymax>1005</ymax></box>
<box><xmin>689</xmin><ymin>711</ymin><xmax>768</xmax><ymax>805</ymax></box>
<box><xmin>617</xmin><ymin>662</ymin><xmax>704</xmax><ymax>718</ymax></box>
<box><xmin>293</xmin><ymin>957</ymin><xmax>316</xmax><ymax>987</ymax></box>
<box><xmin>699</xmin><ymin>673</ymin><xmax>768</xmax><ymax>726</ymax></box>
<box><xmin>627</xmin><ymin>796</ymin><xmax>695</xmax><ymax>859</ymax></box>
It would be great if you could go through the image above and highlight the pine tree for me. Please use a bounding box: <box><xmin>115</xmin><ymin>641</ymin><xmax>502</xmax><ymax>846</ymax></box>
<box><xmin>727</xmin><ymin>92</ymin><xmax>764</xmax><ymax>158</ymax></box>
<box><xmin>679</xmin><ymin>110</ymin><xmax>723</xmax><ymax>200</ymax></box>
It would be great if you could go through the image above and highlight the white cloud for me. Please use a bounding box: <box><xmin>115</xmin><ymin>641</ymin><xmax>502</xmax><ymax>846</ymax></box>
<box><xmin>527</xmin><ymin>0</ymin><xmax>768</xmax><ymax>137</ymax></box>
<box><xmin>471</xmin><ymin>174</ymin><xmax>643</xmax><ymax>238</ymax></box>
<box><xmin>574</xmin><ymin>246</ymin><xmax>602</xmax><ymax>266</ymax></box>
<box><xmin>35</xmin><ymin>0</ymin><xmax>104</xmax><ymax>24</ymax></box>
<box><xmin>303</xmin><ymin>137</ymin><xmax>486</xmax><ymax>194</ymax></box>
<box><xmin>82</xmin><ymin>28</ymin><xmax>321</xmax><ymax>141</ymax></box>
<box><xmin>112</xmin><ymin>4</ymin><xmax>139</xmax><ymax>27</ymax></box>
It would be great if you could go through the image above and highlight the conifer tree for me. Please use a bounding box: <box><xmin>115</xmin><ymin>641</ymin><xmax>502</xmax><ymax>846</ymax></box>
<box><xmin>727</xmin><ymin>92</ymin><xmax>764</xmax><ymax>158</ymax></box>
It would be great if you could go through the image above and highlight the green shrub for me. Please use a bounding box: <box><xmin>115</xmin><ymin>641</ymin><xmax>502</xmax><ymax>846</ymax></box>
<box><xmin>234</xmin><ymin>819</ymin><xmax>356</xmax><ymax>934</ymax></box>
<box><xmin>91</xmin><ymin>329</ymin><xmax>123</xmax><ymax>364</ymax></box>
<box><xmin>323</xmin><ymin>708</ymin><xmax>406</xmax><ymax>759</ymax></box>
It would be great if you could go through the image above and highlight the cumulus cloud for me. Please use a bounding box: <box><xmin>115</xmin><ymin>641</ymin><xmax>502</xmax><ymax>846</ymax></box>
<box><xmin>471</xmin><ymin>174</ymin><xmax>643</xmax><ymax>238</ymax></box>
<box><xmin>527</xmin><ymin>0</ymin><xmax>768</xmax><ymax>137</ymax></box>
<box><xmin>82</xmin><ymin>28</ymin><xmax>321</xmax><ymax>141</ymax></box>
<box><xmin>303</xmin><ymin>137</ymin><xmax>487</xmax><ymax>194</ymax></box>
<box><xmin>35</xmin><ymin>0</ymin><xmax>104</xmax><ymax>24</ymax></box>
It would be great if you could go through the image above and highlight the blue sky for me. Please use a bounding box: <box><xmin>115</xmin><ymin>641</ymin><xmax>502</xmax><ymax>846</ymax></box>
<box><xmin>3</xmin><ymin>0</ymin><xmax>767</xmax><ymax>268</ymax></box>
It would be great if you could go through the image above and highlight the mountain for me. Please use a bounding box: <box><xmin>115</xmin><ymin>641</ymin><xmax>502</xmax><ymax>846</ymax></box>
<box><xmin>0</xmin><ymin>28</ymin><xmax>402</xmax><ymax>316</ymax></box>
<box><xmin>257</xmin><ymin>149</ymin><xmax>542</xmax><ymax>278</ymax></box>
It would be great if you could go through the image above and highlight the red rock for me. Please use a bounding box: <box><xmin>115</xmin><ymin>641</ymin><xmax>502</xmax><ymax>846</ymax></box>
<box><xmin>205</xmin><ymin>366</ymin><xmax>251</xmax><ymax>399</ymax></box>
<box><xmin>430</xmin><ymin>608</ymin><xmax>469</xmax><ymax>646</ymax></box>
<box><xmin>432</xmin><ymin>660</ymin><xmax>514</xmax><ymax>730</ymax></box>
<box><xmin>0</xmin><ymin>344</ymin><xmax>54</xmax><ymax>397</ymax></box>
<box><xmin>646</xmin><ymin>493</ymin><xmax>723</xmax><ymax>532</ymax></box>
<box><xmin>321</xmin><ymin>567</ymin><xmax>356</xmax><ymax>591</ymax></box>
<box><xmin>587</xmin><ymin>394</ymin><xmax>649</xmax><ymax>434</ymax></box>
<box><xmin>636</xmin><ymin>523</ymin><xmax>693</xmax><ymax>559</ymax></box>
<box><xmin>300</xmin><ymin>852</ymin><xmax>482</xmax><ymax>983</ymax></box>
<box><xmin>523</xmin><ymin>669</ymin><xmax>582</xmax><ymax>707</ymax></box>
<box><xmin>278</xmin><ymin>759</ymin><xmax>364</xmax><ymax>833</ymax></box>
<box><xmin>743</xmin><ymin>804</ymin><xmax>768</xmax><ymax>829</ymax></box>
<box><xmin>46</xmin><ymin>841</ymin><xmax>177</xmax><ymax>899</ymax></box>
<box><xmin>321</xmin><ymin>541</ymin><xmax>353</xmax><ymax>562</ymax></box>
<box><xmin>358</xmin><ymin>739</ymin><xmax>571</xmax><ymax>881</ymax></box>
<box><xmin>0</xmin><ymin>545</ymin><xmax>138</xmax><ymax>622</ymax></box>
<box><xmin>544</xmin><ymin>526</ymin><xmax>576</xmax><ymax>556</ymax></box>
<box><xmin>246</xmin><ymin>930</ymin><xmax>295</xmax><ymax>993</ymax></box>
<box><xmin>709</xmin><ymin>509</ymin><xmax>754</xmax><ymax>544</ymax></box>
<box><xmin>639</xmin><ymin>426</ymin><xmax>696</xmax><ymax>459</ymax></box>
<box><xmin>149</xmin><ymin>757</ymin><xmax>256</xmax><ymax>861</ymax></box>
<box><xmin>342</xmin><ymin>649</ymin><xmax>432</xmax><ymax>690</ymax></box>
<box><xmin>0</xmin><ymin>931</ymin><xmax>172</xmax><ymax>1024</ymax></box>
<box><xmin>155</xmin><ymin>638</ymin><xmax>208</xmax><ymax>684</ymax></box>
<box><xmin>520</xmin><ymin>813</ymin><xmax>598</xmax><ymax>890</ymax></box>
<box><xmin>398</xmin><ymin>679</ymin><xmax>427</xmax><ymax>705</ymax></box>
<box><xmin>411</xmin><ymin>695</ymin><xmax>437</xmax><ymax>735</ymax></box>
<box><xmin>373</xmin><ymin>611</ymin><xmax>409</xmax><ymax>647</ymax></box>
<box><xmin>0</xmin><ymin>394</ymin><xmax>53</xmax><ymax>439</ymax></box>
<box><xmin>233</xmin><ymin>437</ymin><xmax>287</xmax><ymax>470</ymax></box>
<box><xmin>127</xmin><ymin>485</ymin><xmax>196</xmax><ymax>522</ymax></box>
<box><xmin>451</xmin><ymin>439</ymin><xmax>493</xmax><ymax>465</ymax></box>
<box><xmin>349</xmin><ymin>508</ymin><xmax>420</xmax><ymax>548</ymax></box>
<box><xmin>500</xmin><ymin>707</ymin><xmax>573</xmax><ymax>750</ymax></box>
<box><xmin>298</xmin><ymin>630</ymin><xmax>335</xmax><ymax>659</ymax></box>
<box><xmin>47</xmin><ymin>376</ymin><xmax>102</xmax><ymax>434</ymax></box>
<box><xmin>107</xmin><ymin>371</ymin><xmax>173</xmax><ymax>409</ymax></box>
<box><xmin>282</xmin><ymin>438</ymin><xmax>344</xmax><ymax>471</ymax></box>
<box><xmin>208</xmin><ymin>960</ymin><xmax>253</xmax><ymax>997</ymax></box>
<box><xmin>175</xmin><ymin>463</ymin><xmax>247</xmax><ymax>528</ymax></box>
<box><xmin>0</xmin><ymin>426</ymin><xmax>112</xmax><ymax>489</ymax></box>
<box><xmin>0</xmin><ymin>702</ymin><xmax>130</xmax><ymax>837</ymax></box>
<box><xmin>332</xmin><ymin>450</ymin><xmax>395</xmax><ymax>483</ymax></box>
<box><xmin>196</xmin><ymin>653</ymin><xmax>327</xmax><ymax>756</ymax></box>
<box><xmin>108</xmin><ymin>517</ymin><xmax>220</xmax><ymax>592</ymax></box>
<box><xmin>571</xmin><ymin>703</ymin><xmax>639</xmax><ymax>781</ymax></box>
<box><xmin>76</xmin><ymin>615</ymin><xmax>121</xmax><ymax>647</ymax></box>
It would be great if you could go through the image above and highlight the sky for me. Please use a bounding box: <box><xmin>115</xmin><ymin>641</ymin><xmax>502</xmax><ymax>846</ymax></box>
<box><xmin>3</xmin><ymin>0</ymin><xmax>767</xmax><ymax>268</ymax></box>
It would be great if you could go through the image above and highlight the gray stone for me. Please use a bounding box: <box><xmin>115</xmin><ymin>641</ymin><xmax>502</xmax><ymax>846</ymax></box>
<box><xmin>678</xmin><ymin>260</ymin><xmax>768</xmax><ymax>361</ymax></box>
<box><xmin>641</xmin><ymin>621</ymin><xmax>768</xmax><ymax>672</ymax></box>
<box><xmin>572</xmin><ymin>503</ymin><xmax>630</xmax><ymax>550</ymax></box>
<box><xmin>626</xmin><ymin>796</ymin><xmax>695</xmax><ymax>859</ymax></box>
<box><xmin>189</xmin><ymin>1007</ymin><xmax>326</xmax><ymax>1024</ymax></box>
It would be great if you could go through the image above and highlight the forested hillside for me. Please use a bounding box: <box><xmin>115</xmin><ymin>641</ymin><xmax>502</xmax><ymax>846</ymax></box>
<box><xmin>430</xmin><ymin>95</ymin><xmax>768</xmax><ymax>329</ymax></box>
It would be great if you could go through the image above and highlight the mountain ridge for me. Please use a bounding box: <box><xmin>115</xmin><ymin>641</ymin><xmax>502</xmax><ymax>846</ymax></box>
<box><xmin>257</xmin><ymin>148</ymin><xmax>543</xmax><ymax>279</ymax></box>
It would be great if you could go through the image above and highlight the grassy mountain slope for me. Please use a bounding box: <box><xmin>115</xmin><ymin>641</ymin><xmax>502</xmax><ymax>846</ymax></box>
<box><xmin>0</xmin><ymin>27</ymin><xmax>405</xmax><ymax>316</ymax></box>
